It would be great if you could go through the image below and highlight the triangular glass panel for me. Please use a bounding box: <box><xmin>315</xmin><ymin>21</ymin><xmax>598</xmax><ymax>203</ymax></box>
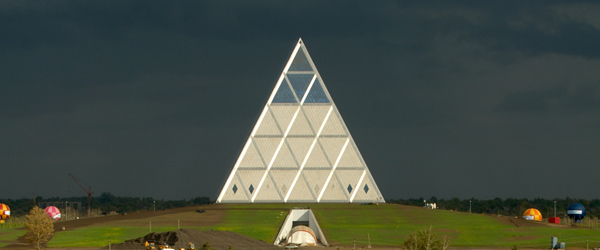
<box><xmin>289</xmin><ymin>48</ymin><xmax>313</xmax><ymax>71</ymax></box>
<box><xmin>319</xmin><ymin>138</ymin><xmax>347</xmax><ymax>165</ymax></box>
<box><xmin>351</xmin><ymin>177</ymin><xmax>382</xmax><ymax>202</ymax></box>
<box><xmin>302</xmin><ymin>170</ymin><xmax>330</xmax><ymax>198</ymax></box>
<box><xmin>319</xmin><ymin>176</ymin><xmax>347</xmax><ymax>201</ymax></box>
<box><xmin>270</xmin><ymin>170</ymin><xmax>299</xmax><ymax>197</ymax></box>
<box><xmin>287</xmin><ymin>138</ymin><xmax>314</xmax><ymax>165</ymax></box>
<box><xmin>253</xmin><ymin>138</ymin><xmax>281</xmax><ymax>166</ymax></box>
<box><xmin>237</xmin><ymin>141</ymin><xmax>265</xmax><ymax>169</ymax></box>
<box><xmin>272</xmin><ymin>78</ymin><xmax>297</xmax><ymax>103</ymax></box>
<box><xmin>320</xmin><ymin>111</ymin><xmax>347</xmax><ymax>136</ymax></box>
<box><xmin>304</xmin><ymin>143</ymin><xmax>331</xmax><ymax>169</ymax></box>
<box><xmin>270</xmin><ymin>106</ymin><xmax>298</xmax><ymax>132</ymax></box>
<box><xmin>336</xmin><ymin>169</ymin><xmax>363</xmax><ymax>196</ymax></box>
<box><xmin>304</xmin><ymin>79</ymin><xmax>330</xmax><ymax>103</ymax></box>
<box><xmin>287</xmin><ymin>74</ymin><xmax>314</xmax><ymax>101</ymax></box>
<box><xmin>271</xmin><ymin>142</ymin><xmax>299</xmax><ymax>169</ymax></box>
<box><xmin>222</xmin><ymin>175</ymin><xmax>249</xmax><ymax>202</ymax></box>
<box><xmin>254</xmin><ymin>175</ymin><xmax>281</xmax><ymax>201</ymax></box>
<box><xmin>287</xmin><ymin>174</ymin><xmax>315</xmax><ymax>202</ymax></box>
<box><xmin>287</xmin><ymin>110</ymin><xmax>315</xmax><ymax>136</ymax></box>
<box><xmin>303</xmin><ymin>106</ymin><xmax>331</xmax><ymax>131</ymax></box>
<box><xmin>336</xmin><ymin>143</ymin><xmax>364</xmax><ymax>168</ymax></box>
<box><xmin>236</xmin><ymin>169</ymin><xmax>265</xmax><ymax>198</ymax></box>
<box><xmin>254</xmin><ymin>109</ymin><xmax>282</xmax><ymax>136</ymax></box>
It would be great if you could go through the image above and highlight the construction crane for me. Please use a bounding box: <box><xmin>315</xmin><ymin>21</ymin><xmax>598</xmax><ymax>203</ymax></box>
<box><xmin>69</xmin><ymin>173</ymin><xmax>92</xmax><ymax>217</ymax></box>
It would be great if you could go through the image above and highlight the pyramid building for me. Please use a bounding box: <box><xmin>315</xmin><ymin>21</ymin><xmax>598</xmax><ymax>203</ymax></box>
<box><xmin>217</xmin><ymin>39</ymin><xmax>384</xmax><ymax>203</ymax></box>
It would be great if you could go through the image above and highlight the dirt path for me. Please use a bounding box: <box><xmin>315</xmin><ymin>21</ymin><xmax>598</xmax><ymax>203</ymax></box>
<box><xmin>109</xmin><ymin>228</ymin><xmax>280</xmax><ymax>250</ymax></box>
<box><xmin>54</xmin><ymin>204</ymin><xmax>225</xmax><ymax>231</ymax></box>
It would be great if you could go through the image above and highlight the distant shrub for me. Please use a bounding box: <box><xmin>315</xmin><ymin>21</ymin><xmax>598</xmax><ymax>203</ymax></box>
<box><xmin>200</xmin><ymin>242</ymin><xmax>214</xmax><ymax>250</ymax></box>
<box><xmin>403</xmin><ymin>226</ymin><xmax>450</xmax><ymax>250</ymax></box>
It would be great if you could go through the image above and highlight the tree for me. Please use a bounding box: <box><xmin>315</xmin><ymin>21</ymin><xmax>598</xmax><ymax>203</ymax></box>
<box><xmin>200</xmin><ymin>242</ymin><xmax>214</xmax><ymax>250</ymax></box>
<box><xmin>403</xmin><ymin>226</ymin><xmax>451</xmax><ymax>250</ymax></box>
<box><xmin>24</xmin><ymin>206</ymin><xmax>54</xmax><ymax>250</ymax></box>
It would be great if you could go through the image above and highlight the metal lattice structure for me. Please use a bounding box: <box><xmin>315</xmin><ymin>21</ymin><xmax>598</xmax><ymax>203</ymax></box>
<box><xmin>217</xmin><ymin>39</ymin><xmax>384</xmax><ymax>203</ymax></box>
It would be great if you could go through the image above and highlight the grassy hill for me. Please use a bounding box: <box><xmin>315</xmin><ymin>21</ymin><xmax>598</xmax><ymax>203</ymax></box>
<box><xmin>310</xmin><ymin>203</ymin><xmax>599</xmax><ymax>247</ymax></box>
<box><xmin>2</xmin><ymin>203</ymin><xmax>600</xmax><ymax>248</ymax></box>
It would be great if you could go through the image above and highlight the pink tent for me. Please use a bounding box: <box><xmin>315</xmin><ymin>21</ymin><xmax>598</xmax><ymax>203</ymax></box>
<box><xmin>44</xmin><ymin>206</ymin><xmax>61</xmax><ymax>222</ymax></box>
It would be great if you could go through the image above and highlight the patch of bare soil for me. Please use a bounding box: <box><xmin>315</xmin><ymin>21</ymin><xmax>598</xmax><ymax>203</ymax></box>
<box><xmin>108</xmin><ymin>229</ymin><xmax>280</xmax><ymax>250</ymax></box>
<box><xmin>54</xmin><ymin>204</ymin><xmax>225</xmax><ymax>231</ymax></box>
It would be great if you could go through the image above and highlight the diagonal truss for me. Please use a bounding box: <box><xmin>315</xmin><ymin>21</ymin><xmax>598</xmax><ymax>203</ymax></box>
<box><xmin>217</xmin><ymin>38</ymin><xmax>384</xmax><ymax>203</ymax></box>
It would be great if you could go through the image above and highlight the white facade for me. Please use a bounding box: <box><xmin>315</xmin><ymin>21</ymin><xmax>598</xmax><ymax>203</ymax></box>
<box><xmin>217</xmin><ymin>38</ymin><xmax>384</xmax><ymax>203</ymax></box>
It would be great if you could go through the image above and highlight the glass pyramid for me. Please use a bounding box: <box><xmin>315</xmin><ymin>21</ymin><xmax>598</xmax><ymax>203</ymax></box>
<box><xmin>217</xmin><ymin>39</ymin><xmax>384</xmax><ymax>203</ymax></box>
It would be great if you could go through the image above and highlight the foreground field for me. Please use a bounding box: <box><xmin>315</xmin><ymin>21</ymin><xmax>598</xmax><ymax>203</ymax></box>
<box><xmin>310</xmin><ymin>204</ymin><xmax>600</xmax><ymax>248</ymax></box>
<box><xmin>0</xmin><ymin>229</ymin><xmax>26</xmax><ymax>248</ymax></box>
<box><xmin>2</xmin><ymin>203</ymin><xmax>600</xmax><ymax>248</ymax></box>
<box><xmin>47</xmin><ymin>205</ymin><xmax>287</xmax><ymax>248</ymax></box>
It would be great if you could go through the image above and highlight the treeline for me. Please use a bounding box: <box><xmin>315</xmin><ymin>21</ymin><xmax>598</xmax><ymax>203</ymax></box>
<box><xmin>0</xmin><ymin>193</ymin><xmax>212</xmax><ymax>216</ymax></box>
<box><xmin>388</xmin><ymin>197</ymin><xmax>600</xmax><ymax>218</ymax></box>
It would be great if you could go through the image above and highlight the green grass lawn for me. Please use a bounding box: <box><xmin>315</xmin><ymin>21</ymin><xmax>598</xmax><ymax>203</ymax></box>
<box><xmin>49</xmin><ymin>226</ymin><xmax>155</xmax><ymax>247</ymax></box>
<box><xmin>310</xmin><ymin>204</ymin><xmax>600</xmax><ymax>248</ymax></box>
<box><xmin>0</xmin><ymin>228</ymin><xmax>26</xmax><ymax>247</ymax></box>
<box><xmin>210</xmin><ymin>207</ymin><xmax>288</xmax><ymax>242</ymax></box>
<box><xmin>207</xmin><ymin>203</ymin><xmax>600</xmax><ymax>248</ymax></box>
<box><xmin>11</xmin><ymin>203</ymin><xmax>600</xmax><ymax>248</ymax></box>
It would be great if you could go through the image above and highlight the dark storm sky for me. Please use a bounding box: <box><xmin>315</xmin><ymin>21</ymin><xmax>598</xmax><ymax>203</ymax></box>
<box><xmin>2</xmin><ymin>1</ymin><xmax>600</xmax><ymax>200</ymax></box>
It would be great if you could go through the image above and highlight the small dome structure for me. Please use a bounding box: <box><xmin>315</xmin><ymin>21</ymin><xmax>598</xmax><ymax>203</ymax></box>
<box><xmin>45</xmin><ymin>206</ymin><xmax>61</xmax><ymax>222</ymax></box>
<box><xmin>0</xmin><ymin>204</ymin><xmax>10</xmax><ymax>221</ymax></box>
<box><xmin>567</xmin><ymin>203</ymin><xmax>586</xmax><ymax>221</ymax></box>
<box><xmin>287</xmin><ymin>225</ymin><xmax>317</xmax><ymax>246</ymax></box>
<box><xmin>523</xmin><ymin>208</ymin><xmax>542</xmax><ymax>221</ymax></box>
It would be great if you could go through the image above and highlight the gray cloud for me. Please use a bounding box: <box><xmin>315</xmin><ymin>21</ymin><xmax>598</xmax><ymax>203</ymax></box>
<box><xmin>495</xmin><ymin>84</ymin><xmax>600</xmax><ymax>115</ymax></box>
<box><xmin>2</xmin><ymin>1</ymin><xmax>600</xmax><ymax>200</ymax></box>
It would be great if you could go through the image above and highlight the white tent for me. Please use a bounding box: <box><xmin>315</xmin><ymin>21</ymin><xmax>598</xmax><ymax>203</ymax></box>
<box><xmin>288</xmin><ymin>226</ymin><xmax>317</xmax><ymax>245</ymax></box>
<box><xmin>274</xmin><ymin>209</ymin><xmax>327</xmax><ymax>246</ymax></box>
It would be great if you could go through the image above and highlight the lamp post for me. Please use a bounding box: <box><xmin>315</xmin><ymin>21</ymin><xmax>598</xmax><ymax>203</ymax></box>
<box><xmin>554</xmin><ymin>200</ymin><xmax>557</xmax><ymax>217</ymax></box>
<box><xmin>153</xmin><ymin>201</ymin><xmax>155</xmax><ymax>211</ymax></box>
<box><xmin>469</xmin><ymin>200</ymin><xmax>472</xmax><ymax>213</ymax></box>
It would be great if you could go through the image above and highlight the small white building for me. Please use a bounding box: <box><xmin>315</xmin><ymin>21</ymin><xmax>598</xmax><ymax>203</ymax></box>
<box><xmin>426</xmin><ymin>203</ymin><xmax>437</xmax><ymax>209</ymax></box>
